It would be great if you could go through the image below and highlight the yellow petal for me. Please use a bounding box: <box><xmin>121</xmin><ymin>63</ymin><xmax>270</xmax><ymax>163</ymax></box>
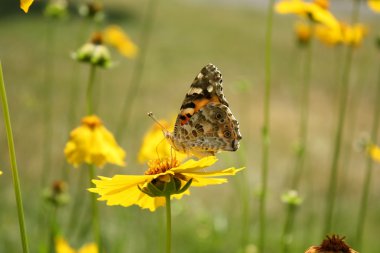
<box><xmin>20</xmin><ymin>0</ymin><xmax>34</xmax><ymax>13</ymax></box>
<box><xmin>103</xmin><ymin>25</ymin><xmax>138</xmax><ymax>58</ymax></box>
<box><xmin>138</xmin><ymin>119</ymin><xmax>187</xmax><ymax>163</ymax></box>
<box><xmin>0</xmin><ymin>171</ymin><xmax>2</xmax><ymax>175</ymax></box>
<box><xmin>275</xmin><ymin>0</ymin><xmax>306</xmax><ymax>15</ymax></box>
<box><xmin>172</xmin><ymin>156</ymin><xmax>218</xmax><ymax>173</ymax></box>
<box><xmin>64</xmin><ymin>115</ymin><xmax>126</xmax><ymax>168</ymax></box>
<box><xmin>79</xmin><ymin>243</ymin><xmax>98</xmax><ymax>253</ymax></box>
<box><xmin>182</xmin><ymin>167</ymin><xmax>245</xmax><ymax>187</ymax></box>
<box><xmin>368</xmin><ymin>0</ymin><xmax>380</xmax><ymax>12</ymax></box>
<box><xmin>368</xmin><ymin>145</ymin><xmax>380</xmax><ymax>162</ymax></box>
<box><xmin>55</xmin><ymin>237</ymin><xmax>76</xmax><ymax>253</ymax></box>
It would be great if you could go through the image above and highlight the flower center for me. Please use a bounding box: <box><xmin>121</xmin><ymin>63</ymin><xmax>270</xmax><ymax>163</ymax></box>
<box><xmin>82</xmin><ymin>115</ymin><xmax>102</xmax><ymax>129</ymax></box>
<box><xmin>145</xmin><ymin>157</ymin><xmax>180</xmax><ymax>175</ymax></box>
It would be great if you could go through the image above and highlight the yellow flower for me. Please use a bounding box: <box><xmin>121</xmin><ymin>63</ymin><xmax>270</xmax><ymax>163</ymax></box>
<box><xmin>295</xmin><ymin>22</ymin><xmax>312</xmax><ymax>45</ymax></box>
<box><xmin>368</xmin><ymin>144</ymin><xmax>380</xmax><ymax>163</ymax></box>
<box><xmin>103</xmin><ymin>25</ymin><xmax>138</xmax><ymax>59</ymax></box>
<box><xmin>89</xmin><ymin>156</ymin><xmax>244</xmax><ymax>211</ymax></box>
<box><xmin>275</xmin><ymin>0</ymin><xmax>339</xmax><ymax>30</ymax></box>
<box><xmin>20</xmin><ymin>0</ymin><xmax>34</xmax><ymax>13</ymax></box>
<box><xmin>0</xmin><ymin>171</ymin><xmax>2</xmax><ymax>176</ymax></box>
<box><xmin>315</xmin><ymin>24</ymin><xmax>342</xmax><ymax>46</ymax></box>
<box><xmin>305</xmin><ymin>235</ymin><xmax>358</xmax><ymax>253</ymax></box>
<box><xmin>55</xmin><ymin>237</ymin><xmax>98</xmax><ymax>253</ymax></box>
<box><xmin>341</xmin><ymin>23</ymin><xmax>367</xmax><ymax>47</ymax></box>
<box><xmin>138</xmin><ymin>119</ymin><xmax>187</xmax><ymax>163</ymax></box>
<box><xmin>368</xmin><ymin>0</ymin><xmax>380</xmax><ymax>12</ymax></box>
<box><xmin>64</xmin><ymin>115</ymin><xmax>126</xmax><ymax>168</ymax></box>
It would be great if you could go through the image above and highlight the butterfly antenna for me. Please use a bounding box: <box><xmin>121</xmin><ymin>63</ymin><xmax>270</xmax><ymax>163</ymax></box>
<box><xmin>147</xmin><ymin>112</ymin><xmax>170</xmax><ymax>135</ymax></box>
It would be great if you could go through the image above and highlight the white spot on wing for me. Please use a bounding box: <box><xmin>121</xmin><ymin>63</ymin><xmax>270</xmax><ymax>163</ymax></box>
<box><xmin>207</xmin><ymin>85</ymin><xmax>213</xmax><ymax>92</ymax></box>
<box><xmin>188</xmin><ymin>87</ymin><xmax>203</xmax><ymax>95</ymax></box>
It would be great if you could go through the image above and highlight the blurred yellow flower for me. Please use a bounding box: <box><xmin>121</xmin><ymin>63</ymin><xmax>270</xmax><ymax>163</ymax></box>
<box><xmin>138</xmin><ymin>119</ymin><xmax>187</xmax><ymax>163</ymax></box>
<box><xmin>315</xmin><ymin>24</ymin><xmax>342</xmax><ymax>46</ymax></box>
<box><xmin>103</xmin><ymin>25</ymin><xmax>138</xmax><ymax>59</ymax></box>
<box><xmin>275</xmin><ymin>0</ymin><xmax>339</xmax><ymax>30</ymax></box>
<box><xmin>368</xmin><ymin>0</ymin><xmax>380</xmax><ymax>12</ymax></box>
<box><xmin>64</xmin><ymin>115</ymin><xmax>126</xmax><ymax>168</ymax></box>
<box><xmin>315</xmin><ymin>22</ymin><xmax>367</xmax><ymax>47</ymax></box>
<box><xmin>368</xmin><ymin>144</ymin><xmax>380</xmax><ymax>163</ymax></box>
<box><xmin>20</xmin><ymin>0</ymin><xmax>34</xmax><ymax>13</ymax></box>
<box><xmin>295</xmin><ymin>22</ymin><xmax>312</xmax><ymax>45</ymax></box>
<box><xmin>341</xmin><ymin>23</ymin><xmax>367</xmax><ymax>47</ymax></box>
<box><xmin>89</xmin><ymin>156</ymin><xmax>244</xmax><ymax>211</ymax></box>
<box><xmin>55</xmin><ymin>237</ymin><xmax>98</xmax><ymax>253</ymax></box>
<box><xmin>0</xmin><ymin>171</ymin><xmax>2</xmax><ymax>175</ymax></box>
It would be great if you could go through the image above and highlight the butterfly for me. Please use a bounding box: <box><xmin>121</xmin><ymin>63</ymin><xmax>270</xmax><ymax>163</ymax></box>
<box><xmin>149</xmin><ymin>63</ymin><xmax>241</xmax><ymax>158</ymax></box>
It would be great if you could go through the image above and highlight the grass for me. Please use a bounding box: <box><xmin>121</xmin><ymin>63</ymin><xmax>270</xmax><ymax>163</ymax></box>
<box><xmin>0</xmin><ymin>0</ymin><xmax>380</xmax><ymax>252</ymax></box>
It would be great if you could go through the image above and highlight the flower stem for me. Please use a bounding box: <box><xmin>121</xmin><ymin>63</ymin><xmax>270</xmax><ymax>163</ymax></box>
<box><xmin>291</xmin><ymin>27</ymin><xmax>313</xmax><ymax>190</ymax></box>
<box><xmin>116</xmin><ymin>0</ymin><xmax>158</xmax><ymax>139</ymax></box>
<box><xmin>259</xmin><ymin>0</ymin><xmax>274</xmax><ymax>252</ymax></box>
<box><xmin>281</xmin><ymin>205</ymin><xmax>297</xmax><ymax>253</ymax></box>
<box><xmin>86</xmin><ymin>65</ymin><xmax>97</xmax><ymax>115</ymax></box>
<box><xmin>323</xmin><ymin>0</ymin><xmax>361</xmax><ymax>235</ymax></box>
<box><xmin>89</xmin><ymin>164</ymin><xmax>102</xmax><ymax>252</ymax></box>
<box><xmin>165</xmin><ymin>194</ymin><xmax>172</xmax><ymax>253</ymax></box>
<box><xmin>0</xmin><ymin>62</ymin><xmax>30</xmax><ymax>253</ymax></box>
<box><xmin>355</xmin><ymin>59</ymin><xmax>380</xmax><ymax>249</ymax></box>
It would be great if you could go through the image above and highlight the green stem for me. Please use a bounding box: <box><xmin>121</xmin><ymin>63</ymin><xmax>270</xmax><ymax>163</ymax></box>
<box><xmin>41</xmin><ymin>20</ymin><xmax>56</xmax><ymax>188</ymax></box>
<box><xmin>48</xmin><ymin>206</ymin><xmax>58</xmax><ymax>253</ymax></box>
<box><xmin>89</xmin><ymin>165</ymin><xmax>102</xmax><ymax>252</ymax></box>
<box><xmin>323</xmin><ymin>0</ymin><xmax>361</xmax><ymax>235</ymax></box>
<box><xmin>0</xmin><ymin>62</ymin><xmax>30</xmax><ymax>253</ymax></box>
<box><xmin>355</xmin><ymin>59</ymin><xmax>380</xmax><ymax>249</ymax></box>
<box><xmin>116</xmin><ymin>0</ymin><xmax>158</xmax><ymax>139</ymax></box>
<box><xmin>165</xmin><ymin>194</ymin><xmax>172</xmax><ymax>253</ymax></box>
<box><xmin>291</xmin><ymin>29</ymin><xmax>313</xmax><ymax>190</ymax></box>
<box><xmin>259</xmin><ymin>0</ymin><xmax>274</xmax><ymax>252</ymax></box>
<box><xmin>86</xmin><ymin>65</ymin><xmax>97</xmax><ymax>115</ymax></box>
<box><xmin>281</xmin><ymin>205</ymin><xmax>296</xmax><ymax>253</ymax></box>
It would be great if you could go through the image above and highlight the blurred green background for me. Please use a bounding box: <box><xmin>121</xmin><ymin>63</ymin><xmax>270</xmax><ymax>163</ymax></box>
<box><xmin>0</xmin><ymin>0</ymin><xmax>379</xmax><ymax>252</ymax></box>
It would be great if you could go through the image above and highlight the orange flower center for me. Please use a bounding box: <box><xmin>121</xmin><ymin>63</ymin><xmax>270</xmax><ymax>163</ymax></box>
<box><xmin>82</xmin><ymin>115</ymin><xmax>102</xmax><ymax>129</ymax></box>
<box><xmin>145</xmin><ymin>158</ymin><xmax>180</xmax><ymax>175</ymax></box>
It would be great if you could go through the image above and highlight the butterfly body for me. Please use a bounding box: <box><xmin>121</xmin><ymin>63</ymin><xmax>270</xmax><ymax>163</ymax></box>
<box><xmin>164</xmin><ymin>63</ymin><xmax>241</xmax><ymax>158</ymax></box>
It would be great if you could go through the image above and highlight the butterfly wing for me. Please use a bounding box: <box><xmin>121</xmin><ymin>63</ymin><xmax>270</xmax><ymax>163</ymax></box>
<box><xmin>173</xmin><ymin>103</ymin><xmax>241</xmax><ymax>158</ymax></box>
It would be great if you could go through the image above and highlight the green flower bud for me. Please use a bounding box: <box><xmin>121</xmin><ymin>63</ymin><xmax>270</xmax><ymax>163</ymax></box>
<box><xmin>281</xmin><ymin>190</ymin><xmax>302</xmax><ymax>206</ymax></box>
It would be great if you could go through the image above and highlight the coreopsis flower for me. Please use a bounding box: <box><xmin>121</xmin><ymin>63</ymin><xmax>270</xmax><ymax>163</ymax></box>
<box><xmin>73</xmin><ymin>33</ymin><xmax>112</xmax><ymax>68</ymax></box>
<box><xmin>341</xmin><ymin>23</ymin><xmax>368</xmax><ymax>47</ymax></box>
<box><xmin>305</xmin><ymin>235</ymin><xmax>358</xmax><ymax>253</ymax></box>
<box><xmin>368</xmin><ymin>144</ymin><xmax>380</xmax><ymax>163</ymax></box>
<box><xmin>368</xmin><ymin>0</ymin><xmax>380</xmax><ymax>12</ymax></box>
<box><xmin>20</xmin><ymin>0</ymin><xmax>34</xmax><ymax>13</ymax></box>
<box><xmin>315</xmin><ymin>24</ymin><xmax>342</xmax><ymax>46</ymax></box>
<box><xmin>55</xmin><ymin>237</ymin><xmax>98</xmax><ymax>253</ymax></box>
<box><xmin>295</xmin><ymin>22</ymin><xmax>312</xmax><ymax>45</ymax></box>
<box><xmin>138</xmin><ymin>119</ymin><xmax>187</xmax><ymax>163</ymax></box>
<box><xmin>103</xmin><ymin>25</ymin><xmax>138</xmax><ymax>59</ymax></box>
<box><xmin>64</xmin><ymin>115</ymin><xmax>126</xmax><ymax>168</ymax></box>
<box><xmin>89</xmin><ymin>156</ymin><xmax>244</xmax><ymax>211</ymax></box>
<box><xmin>275</xmin><ymin>0</ymin><xmax>339</xmax><ymax>30</ymax></box>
